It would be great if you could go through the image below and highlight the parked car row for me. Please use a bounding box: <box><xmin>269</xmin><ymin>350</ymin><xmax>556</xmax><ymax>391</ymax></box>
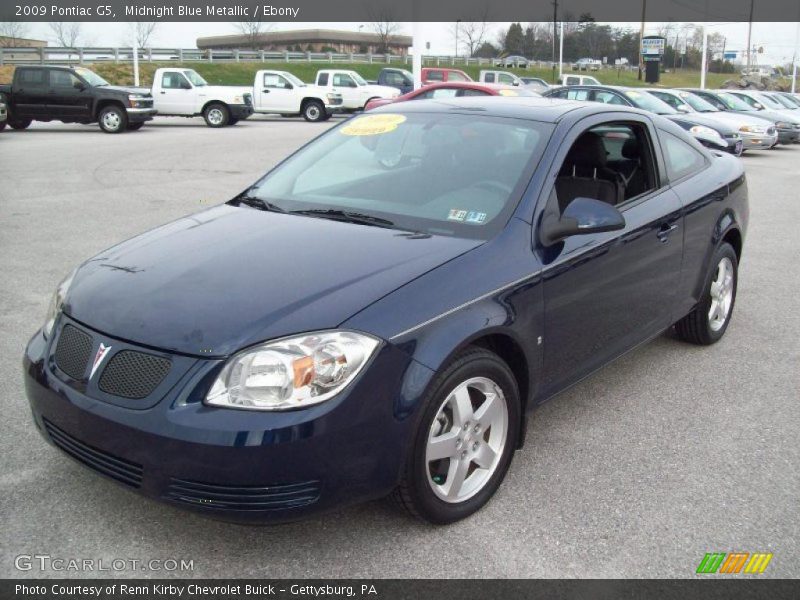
<box><xmin>543</xmin><ymin>84</ymin><xmax>800</xmax><ymax>154</ymax></box>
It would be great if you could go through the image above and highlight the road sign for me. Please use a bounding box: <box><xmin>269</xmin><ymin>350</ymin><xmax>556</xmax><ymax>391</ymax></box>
<box><xmin>642</xmin><ymin>36</ymin><xmax>666</xmax><ymax>56</ymax></box>
<box><xmin>724</xmin><ymin>51</ymin><xmax>737</xmax><ymax>60</ymax></box>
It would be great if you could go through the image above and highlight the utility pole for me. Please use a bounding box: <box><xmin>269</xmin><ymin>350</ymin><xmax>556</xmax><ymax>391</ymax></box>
<box><xmin>638</xmin><ymin>0</ymin><xmax>647</xmax><ymax>80</ymax></box>
<box><xmin>700</xmin><ymin>25</ymin><xmax>708</xmax><ymax>89</ymax></box>
<box><xmin>746</xmin><ymin>0</ymin><xmax>754</xmax><ymax>69</ymax></box>
<box><xmin>455</xmin><ymin>20</ymin><xmax>460</xmax><ymax>58</ymax></box>
<box><xmin>552</xmin><ymin>0</ymin><xmax>558</xmax><ymax>82</ymax></box>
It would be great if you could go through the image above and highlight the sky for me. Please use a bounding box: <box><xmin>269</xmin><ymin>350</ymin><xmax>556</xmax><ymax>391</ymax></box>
<box><xmin>17</xmin><ymin>21</ymin><xmax>800</xmax><ymax>65</ymax></box>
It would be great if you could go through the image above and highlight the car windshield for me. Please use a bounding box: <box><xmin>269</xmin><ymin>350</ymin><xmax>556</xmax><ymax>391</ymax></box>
<box><xmin>623</xmin><ymin>90</ymin><xmax>677</xmax><ymax>114</ymax></box>
<box><xmin>716</xmin><ymin>92</ymin><xmax>756</xmax><ymax>111</ymax></box>
<box><xmin>245</xmin><ymin>112</ymin><xmax>553</xmax><ymax>239</ymax></box>
<box><xmin>352</xmin><ymin>72</ymin><xmax>368</xmax><ymax>86</ymax></box>
<box><xmin>680</xmin><ymin>91</ymin><xmax>719</xmax><ymax>112</ymax></box>
<box><xmin>74</xmin><ymin>68</ymin><xmax>110</xmax><ymax>87</ymax></box>
<box><xmin>753</xmin><ymin>93</ymin><xmax>783</xmax><ymax>109</ymax></box>
<box><xmin>183</xmin><ymin>70</ymin><xmax>207</xmax><ymax>87</ymax></box>
<box><xmin>283</xmin><ymin>72</ymin><xmax>306</xmax><ymax>87</ymax></box>
<box><xmin>768</xmin><ymin>93</ymin><xmax>797</xmax><ymax>109</ymax></box>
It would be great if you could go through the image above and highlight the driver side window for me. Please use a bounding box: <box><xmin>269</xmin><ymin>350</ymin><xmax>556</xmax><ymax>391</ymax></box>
<box><xmin>263</xmin><ymin>74</ymin><xmax>290</xmax><ymax>89</ymax></box>
<box><xmin>333</xmin><ymin>74</ymin><xmax>355</xmax><ymax>87</ymax></box>
<box><xmin>162</xmin><ymin>73</ymin><xmax>189</xmax><ymax>89</ymax></box>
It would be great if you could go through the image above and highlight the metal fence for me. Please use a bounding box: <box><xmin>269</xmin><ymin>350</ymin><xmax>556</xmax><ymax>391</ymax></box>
<box><xmin>0</xmin><ymin>46</ymin><xmax>636</xmax><ymax>71</ymax></box>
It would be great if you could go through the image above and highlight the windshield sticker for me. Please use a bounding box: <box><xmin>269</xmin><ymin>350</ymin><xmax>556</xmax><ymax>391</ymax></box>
<box><xmin>447</xmin><ymin>209</ymin><xmax>468</xmax><ymax>222</ymax></box>
<box><xmin>498</xmin><ymin>89</ymin><xmax>519</xmax><ymax>97</ymax></box>
<box><xmin>341</xmin><ymin>114</ymin><xmax>406</xmax><ymax>136</ymax></box>
<box><xmin>465</xmin><ymin>211</ymin><xmax>487</xmax><ymax>224</ymax></box>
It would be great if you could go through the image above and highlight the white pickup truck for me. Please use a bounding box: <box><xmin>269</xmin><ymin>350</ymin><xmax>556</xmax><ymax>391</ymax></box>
<box><xmin>251</xmin><ymin>70</ymin><xmax>343</xmax><ymax>122</ymax></box>
<box><xmin>150</xmin><ymin>67</ymin><xmax>253</xmax><ymax>127</ymax></box>
<box><xmin>314</xmin><ymin>70</ymin><xmax>399</xmax><ymax>111</ymax></box>
<box><xmin>479</xmin><ymin>70</ymin><xmax>524</xmax><ymax>87</ymax></box>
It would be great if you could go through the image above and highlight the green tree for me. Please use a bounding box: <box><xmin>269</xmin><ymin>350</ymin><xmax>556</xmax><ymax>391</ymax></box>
<box><xmin>503</xmin><ymin>22</ymin><xmax>525</xmax><ymax>55</ymax></box>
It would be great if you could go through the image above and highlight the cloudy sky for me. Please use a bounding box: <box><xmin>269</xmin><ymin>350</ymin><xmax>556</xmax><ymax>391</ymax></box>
<box><xmin>17</xmin><ymin>21</ymin><xmax>800</xmax><ymax>65</ymax></box>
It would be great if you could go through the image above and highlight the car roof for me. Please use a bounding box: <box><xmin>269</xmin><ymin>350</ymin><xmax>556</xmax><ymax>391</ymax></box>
<box><xmin>369</xmin><ymin>95</ymin><xmax>652</xmax><ymax>123</ymax></box>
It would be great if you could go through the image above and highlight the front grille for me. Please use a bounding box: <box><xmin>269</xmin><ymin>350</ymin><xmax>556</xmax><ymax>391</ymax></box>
<box><xmin>43</xmin><ymin>419</ymin><xmax>143</xmax><ymax>488</ymax></box>
<box><xmin>98</xmin><ymin>351</ymin><xmax>171</xmax><ymax>399</ymax></box>
<box><xmin>54</xmin><ymin>324</ymin><xmax>92</xmax><ymax>380</ymax></box>
<box><xmin>165</xmin><ymin>478</ymin><xmax>321</xmax><ymax>512</ymax></box>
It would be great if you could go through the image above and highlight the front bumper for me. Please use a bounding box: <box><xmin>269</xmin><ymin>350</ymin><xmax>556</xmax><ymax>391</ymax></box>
<box><xmin>23</xmin><ymin>317</ymin><xmax>432</xmax><ymax>523</ymax></box>
<box><xmin>126</xmin><ymin>107</ymin><xmax>157</xmax><ymax>123</ymax></box>
<box><xmin>739</xmin><ymin>130</ymin><xmax>778</xmax><ymax>150</ymax></box>
<box><xmin>776</xmin><ymin>127</ymin><xmax>800</xmax><ymax>144</ymax></box>
<box><xmin>230</xmin><ymin>103</ymin><xmax>254</xmax><ymax>120</ymax></box>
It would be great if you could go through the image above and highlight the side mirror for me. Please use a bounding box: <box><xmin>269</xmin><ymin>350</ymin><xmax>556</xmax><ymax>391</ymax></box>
<box><xmin>181</xmin><ymin>81</ymin><xmax>192</xmax><ymax>90</ymax></box>
<box><xmin>284</xmin><ymin>83</ymin><xmax>293</xmax><ymax>90</ymax></box>
<box><xmin>349</xmin><ymin>81</ymin><xmax>358</xmax><ymax>87</ymax></box>
<box><xmin>677</xmin><ymin>105</ymin><xmax>691</xmax><ymax>113</ymax></box>
<box><xmin>540</xmin><ymin>197</ymin><xmax>625</xmax><ymax>246</ymax></box>
<box><xmin>513</xmin><ymin>81</ymin><xmax>520</xmax><ymax>86</ymax></box>
<box><xmin>73</xmin><ymin>81</ymin><xmax>85</xmax><ymax>91</ymax></box>
<box><xmin>753</xmin><ymin>102</ymin><xmax>763</xmax><ymax>109</ymax></box>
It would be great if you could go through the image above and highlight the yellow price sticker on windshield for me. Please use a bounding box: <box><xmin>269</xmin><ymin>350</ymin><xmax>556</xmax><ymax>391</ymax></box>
<box><xmin>341</xmin><ymin>114</ymin><xmax>406</xmax><ymax>136</ymax></box>
<box><xmin>498</xmin><ymin>89</ymin><xmax>519</xmax><ymax>97</ymax></box>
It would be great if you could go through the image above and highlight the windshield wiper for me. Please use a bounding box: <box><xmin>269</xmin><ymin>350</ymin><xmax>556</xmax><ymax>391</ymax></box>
<box><xmin>233</xmin><ymin>194</ymin><xmax>285</xmax><ymax>212</ymax></box>
<box><xmin>290</xmin><ymin>209</ymin><xmax>395</xmax><ymax>228</ymax></box>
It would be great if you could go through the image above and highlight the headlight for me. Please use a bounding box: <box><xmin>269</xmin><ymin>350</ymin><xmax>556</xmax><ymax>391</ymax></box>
<box><xmin>776</xmin><ymin>121</ymin><xmax>791</xmax><ymax>128</ymax></box>
<box><xmin>740</xmin><ymin>125</ymin><xmax>766</xmax><ymax>133</ymax></box>
<box><xmin>326</xmin><ymin>93</ymin><xmax>341</xmax><ymax>102</ymax></box>
<box><xmin>43</xmin><ymin>269</ymin><xmax>76</xmax><ymax>339</ymax></box>
<box><xmin>690</xmin><ymin>125</ymin><xmax>723</xmax><ymax>138</ymax></box>
<box><xmin>205</xmin><ymin>331</ymin><xmax>380</xmax><ymax>411</ymax></box>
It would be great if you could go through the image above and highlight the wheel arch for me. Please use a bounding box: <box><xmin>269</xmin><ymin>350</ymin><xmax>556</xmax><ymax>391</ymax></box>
<box><xmin>200</xmin><ymin>99</ymin><xmax>229</xmax><ymax>115</ymax></box>
<box><xmin>94</xmin><ymin>98</ymin><xmax>126</xmax><ymax>119</ymax></box>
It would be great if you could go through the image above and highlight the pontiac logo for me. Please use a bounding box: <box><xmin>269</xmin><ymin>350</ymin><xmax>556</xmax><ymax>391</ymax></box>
<box><xmin>89</xmin><ymin>344</ymin><xmax>112</xmax><ymax>379</ymax></box>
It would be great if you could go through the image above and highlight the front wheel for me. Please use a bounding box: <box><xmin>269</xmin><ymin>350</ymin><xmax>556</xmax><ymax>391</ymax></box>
<box><xmin>203</xmin><ymin>103</ymin><xmax>229</xmax><ymax>127</ymax></box>
<box><xmin>302</xmin><ymin>100</ymin><xmax>325</xmax><ymax>122</ymax></box>
<box><xmin>675</xmin><ymin>242</ymin><xmax>738</xmax><ymax>345</ymax></box>
<box><xmin>392</xmin><ymin>348</ymin><xmax>520</xmax><ymax>524</ymax></box>
<box><xmin>98</xmin><ymin>106</ymin><xmax>127</xmax><ymax>133</ymax></box>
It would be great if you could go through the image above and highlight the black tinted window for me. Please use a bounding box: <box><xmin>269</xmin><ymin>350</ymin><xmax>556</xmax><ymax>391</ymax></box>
<box><xmin>50</xmin><ymin>70</ymin><xmax>81</xmax><ymax>88</ymax></box>
<box><xmin>317</xmin><ymin>73</ymin><xmax>329</xmax><ymax>86</ymax></box>
<box><xmin>18</xmin><ymin>69</ymin><xmax>46</xmax><ymax>87</ymax></box>
<box><xmin>661</xmin><ymin>132</ymin><xmax>707</xmax><ymax>181</ymax></box>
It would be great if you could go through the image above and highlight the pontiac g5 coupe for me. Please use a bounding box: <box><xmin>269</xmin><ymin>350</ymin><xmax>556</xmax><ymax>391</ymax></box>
<box><xmin>24</xmin><ymin>98</ymin><xmax>747</xmax><ymax>524</ymax></box>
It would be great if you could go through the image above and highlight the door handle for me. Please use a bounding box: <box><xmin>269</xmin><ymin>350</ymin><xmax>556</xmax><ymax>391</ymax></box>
<box><xmin>160</xmin><ymin>91</ymin><xmax>166</xmax><ymax>94</ymax></box>
<box><xmin>262</xmin><ymin>89</ymin><xmax>270</xmax><ymax>93</ymax></box>
<box><xmin>656</xmin><ymin>223</ymin><xmax>678</xmax><ymax>242</ymax></box>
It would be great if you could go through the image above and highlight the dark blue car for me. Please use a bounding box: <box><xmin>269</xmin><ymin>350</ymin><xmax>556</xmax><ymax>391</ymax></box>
<box><xmin>24</xmin><ymin>97</ymin><xmax>748</xmax><ymax>524</ymax></box>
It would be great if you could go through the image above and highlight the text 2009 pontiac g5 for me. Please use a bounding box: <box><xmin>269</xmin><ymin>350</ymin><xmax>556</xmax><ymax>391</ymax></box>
<box><xmin>24</xmin><ymin>98</ymin><xmax>747</xmax><ymax>524</ymax></box>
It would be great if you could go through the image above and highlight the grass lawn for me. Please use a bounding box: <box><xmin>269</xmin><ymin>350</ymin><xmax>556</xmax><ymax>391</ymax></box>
<box><xmin>0</xmin><ymin>61</ymin><xmax>792</xmax><ymax>90</ymax></box>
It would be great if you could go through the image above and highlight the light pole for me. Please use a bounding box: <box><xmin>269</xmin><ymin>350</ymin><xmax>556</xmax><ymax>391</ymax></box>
<box><xmin>455</xmin><ymin>20</ymin><xmax>461</xmax><ymax>58</ymax></box>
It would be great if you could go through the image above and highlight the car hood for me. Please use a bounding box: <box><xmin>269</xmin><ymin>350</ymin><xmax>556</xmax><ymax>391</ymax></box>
<box><xmin>666</xmin><ymin>113</ymin><xmax>737</xmax><ymax>135</ymax></box>
<box><xmin>64</xmin><ymin>205</ymin><xmax>481</xmax><ymax>357</ymax></box>
<box><xmin>105</xmin><ymin>85</ymin><xmax>153</xmax><ymax>97</ymax></box>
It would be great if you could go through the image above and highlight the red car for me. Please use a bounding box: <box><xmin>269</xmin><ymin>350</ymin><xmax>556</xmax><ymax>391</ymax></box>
<box><xmin>421</xmin><ymin>67</ymin><xmax>472</xmax><ymax>84</ymax></box>
<box><xmin>365</xmin><ymin>82</ymin><xmax>540</xmax><ymax>111</ymax></box>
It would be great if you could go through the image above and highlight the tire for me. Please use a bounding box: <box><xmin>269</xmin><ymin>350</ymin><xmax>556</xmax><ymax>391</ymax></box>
<box><xmin>321</xmin><ymin>111</ymin><xmax>333</xmax><ymax>121</ymax></box>
<box><xmin>203</xmin><ymin>103</ymin><xmax>229</xmax><ymax>128</ymax></box>
<box><xmin>392</xmin><ymin>347</ymin><xmax>521</xmax><ymax>524</ymax></box>
<box><xmin>675</xmin><ymin>242</ymin><xmax>738</xmax><ymax>345</ymax></box>
<box><xmin>98</xmin><ymin>105</ymin><xmax>127</xmax><ymax>133</ymax></box>
<box><xmin>126</xmin><ymin>122</ymin><xmax>144</xmax><ymax>131</ymax></box>
<box><xmin>9</xmin><ymin>117</ymin><xmax>32</xmax><ymax>130</ymax></box>
<box><xmin>302</xmin><ymin>100</ymin><xmax>325</xmax><ymax>122</ymax></box>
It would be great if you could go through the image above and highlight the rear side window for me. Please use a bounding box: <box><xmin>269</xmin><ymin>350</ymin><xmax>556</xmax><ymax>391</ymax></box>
<box><xmin>483</xmin><ymin>73</ymin><xmax>495</xmax><ymax>83</ymax></box>
<box><xmin>661</xmin><ymin>132</ymin><xmax>707</xmax><ymax>181</ymax></box>
<box><xmin>461</xmin><ymin>89</ymin><xmax>490</xmax><ymax>97</ymax></box>
<box><xmin>448</xmin><ymin>71</ymin><xmax>469</xmax><ymax>82</ymax></box>
<box><xmin>566</xmin><ymin>89</ymin><xmax>590</xmax><ymax>101</ymax></box>
<box><xmin>566</xmin><ymin>76</ymin><xmax>580</xmax><ymax>85</ymax></box>
<box><xmin>17</xmin><ymin>69</ymin><xmax>46</xmax><ymax>87</ymax></box>
<box><xmin>317</xmin><ymin>73</ymin><xmax>329</xmax><ymax>86</ymax></box>
<box><xmin>594</xmin><ymin>90</ymin><xmax>626</xmax><ymax>105</ymax></box>
<box><xmin>426</xmin><ymin>70</ymin><xmax>444</xmax><ymax>82</ymax></box>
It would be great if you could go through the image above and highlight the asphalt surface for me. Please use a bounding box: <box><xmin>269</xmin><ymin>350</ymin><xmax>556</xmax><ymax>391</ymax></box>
<box><xmin>0</xmin><ymin>116</ymin><xmax>797</xmax><ymax>579</ymax></box>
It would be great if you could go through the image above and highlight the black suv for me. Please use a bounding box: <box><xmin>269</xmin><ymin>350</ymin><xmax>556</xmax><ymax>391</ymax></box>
<box><xmin>0</xmin><ymin>66</ymin><xmax>156</xmax><ymax>133</ymax></box>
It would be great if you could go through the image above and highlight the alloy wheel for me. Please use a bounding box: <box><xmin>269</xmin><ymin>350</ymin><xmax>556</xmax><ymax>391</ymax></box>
<box><xmin>708</xmin><ymin>257</ymin><xmax>734</xmax><ymax>331</ymax></box>
<box><xmin>208</xmin><ymin>108</ymin><xmax>224</xmax><ymax>126</ymax></box>
<box><xmin>425</xmin><ymin>377</ymin><xmax>508</xmax><ymax>503</ymax></box>
<box><xmin>102</xmin><ymin>111</ymin><xmax>121</xmax><ymax>131</ymax></box>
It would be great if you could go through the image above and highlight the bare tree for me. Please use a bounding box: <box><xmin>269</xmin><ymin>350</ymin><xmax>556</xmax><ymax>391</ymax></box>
<box><xmin>233</xmin><ymin>20</ymin><xmax>273</xmax><ymax>49</ymax></box>
<box><xmin>49</xmin><ymin>22</ymin><xmax>83</xmax><ymax>47</ymax></box>
<box><xmin>126</xmin><ymin>22</ymin><xmax>158</xmax><ymax>48</ymax></box>
<box><xmin>0</xmin><ymin>22</ymin><xmax>30</xmax><ymax>47</ymax></box>
<box><xmin>367</xmin><ymin>8</ymin><xmax>400</xmax><ymax>54</ymax></box>
<box><xmin>457</xmin><ymin>18</ymin><xmax>490</xmax><ymax>57</ymax></box>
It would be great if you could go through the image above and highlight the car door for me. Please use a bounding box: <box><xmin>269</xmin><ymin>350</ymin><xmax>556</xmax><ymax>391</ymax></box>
<box><xmin>48</xmin><ymin>69</ymin><xmax>91</xmax><ymax>119</ymax></box>
<box><xmin>13</xmin><ymin>68</ymin><xmax>49</xmax><ymax>117</ymax></box>
<box><xmin>536</xmin><ymin>114</ymin><xmax>684</xmax><ymax>398</ymax></box>
<box><xmin>332</xmin><ymin>73</ymin><xmax>361</xmax><ymax>107</ymax></box>
<box><xmin>157</xmin><ymin>72</ymin><xmax>194</xmax><ymax>115</ymax></box>
<box><xmin>258</xmin><ymin>73</ymin><xmax>295</xmax><ymax>112</ymax></box>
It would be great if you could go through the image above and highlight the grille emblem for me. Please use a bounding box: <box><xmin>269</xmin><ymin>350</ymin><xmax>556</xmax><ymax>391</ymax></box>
<box><xmin>90</xmin><ymin>343</ymin><xmax>112</xmax><ymax>379</ymax></box>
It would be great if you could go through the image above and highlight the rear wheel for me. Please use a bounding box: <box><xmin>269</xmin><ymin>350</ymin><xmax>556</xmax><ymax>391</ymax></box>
<box><xmin>9</xmin><ymin>117</ymin><xmax>32</xmax><ymax>130</ymax></box>
<box><xmin>302</xmin><ymin>100</ymin><xmax>325</xmax><ymax>122</ymax></box>
<box><xmin>392</xmin><ymin>348</ymin><xmax>520</xmax><ymax>524</ymax></box>
<box><xmin>98</xmin><ymin>105</ymin><xmax>127</xmax><ymax>133</ymax></box>
<box><xmin>675</xmin><ymin>242</ymin><xmax>738</xmax><ymax>345</ymax></box>
<box><xmin>203</xmin><ymin>103</ymin><xmax>229</xmax><ymax>127</ymax></box>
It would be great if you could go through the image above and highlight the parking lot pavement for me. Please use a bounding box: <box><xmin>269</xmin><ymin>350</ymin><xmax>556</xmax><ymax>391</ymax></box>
<box><xmin>1</xmin><ymin>118</ymin><xmax>797</xmax><ymax>579</ymax></box>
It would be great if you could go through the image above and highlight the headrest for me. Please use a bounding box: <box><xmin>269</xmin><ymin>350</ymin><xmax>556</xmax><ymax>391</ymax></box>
<box><xmin>565</xmin><ymin>132</ymin><xmax>607</xmax><ymax>167</ymax></box>
<box><xmin>622</xmin><ymin>137</ymin><xmax>640</xmax><ymax>159</ymax></box>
